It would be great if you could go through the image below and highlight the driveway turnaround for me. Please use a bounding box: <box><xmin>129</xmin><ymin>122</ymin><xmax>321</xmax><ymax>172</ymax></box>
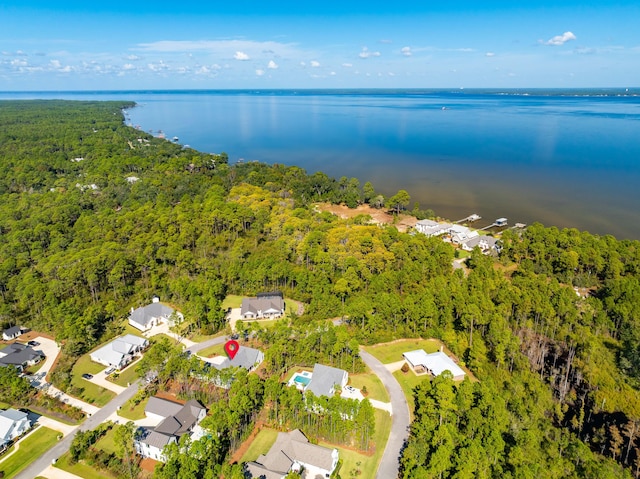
<box><xmin>359</xmin><ymin>349</ymin><xmax>411</xmax><ymax>479</ymax></box>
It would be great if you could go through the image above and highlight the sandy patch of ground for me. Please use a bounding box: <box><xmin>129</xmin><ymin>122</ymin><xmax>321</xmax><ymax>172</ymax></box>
<box><xmin>315</xmin><ymin>203</ymin><xmax>418</xmax><ymax>233</ymax></box>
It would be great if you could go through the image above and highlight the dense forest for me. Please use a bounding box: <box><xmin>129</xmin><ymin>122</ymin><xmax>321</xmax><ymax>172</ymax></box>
<box><xmin>1</xmin><ymin>100</ymin><xmax>640</xmax><ymax>478</ymax></box>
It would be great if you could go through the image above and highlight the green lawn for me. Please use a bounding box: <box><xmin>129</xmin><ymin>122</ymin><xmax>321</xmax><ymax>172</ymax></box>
<box><xmin>0</xmin><ymin>426</ymin><xmax>59</xmax><ymax>479</ymax></box>
<box><xmin>222</xmin><ymin>294</ymin><xmax>244</xmax><ymax>310</ymax></box>
<box><xmin>393</xmin><ymin>369</ymin><xmax>430</xmax><ymax>418</ymax></box>
<box><xmin>197</xmin><ymin>343</ymin><xmax>226</xmax><ymax>358</ymax></box>
<box><xmin>118</xmin><ymin>396</ymin><xmax>148</xmax><ymax>421</ymax></box>
<box><xmin>94</xmin><ymin>427</ymin><xmax>119</xmax><ymax>455</ymax></box>
<box><xmin>348</xmin><ymin>370</ymin><xmax>390</xmax><ymax>402</ymax></box>
<box><xmin>363</xmin><ymin>339</ymin><xmax>441</xmax><ymax>364</ymax></box>
<box><xmin>239</xmin><ymin>428</ymin><xmax>279</xmax><ymax>463</ymax></box>
<box><xmin>70</xmin><ymin>355</ymin><xmax>116</xmax><ymax>407</ymax></box>
<box><xmin>320</xmin><ymin>409</ymin><xmax>392</xmax><ymax>479</ymax></box>
<box><xmin>55</xmin><ymin>452</ymin><xmax>117</xmax><ymax>479</ymax></box>
<box><xmin>110</xmin><ymin>361</ymin><xmax>141</xmax><ymax>387</ymax></box>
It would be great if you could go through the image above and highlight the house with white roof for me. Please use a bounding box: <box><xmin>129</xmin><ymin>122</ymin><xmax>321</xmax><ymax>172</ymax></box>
<box><xmin>0</xmin><ymin>408</ymin><xmax>31</xmax><ymax>447</ymax></box>
<box><xmin>246</xmin><ymin>429</ymin><xmax>339</xmax><ymax>479</ymax></box>
<box><xmin>403</xmin><ymin>349</ymin><xmax>466</xmax><ymax>381</ymax></box>
<box><xmin>89</xmin><ymin>334</ymin><xmax>149</xmax><ymax>370</ymax></box>
<box><xmin>128</xmin><ymin>297</ymin><xmax>182</xmax><ymax>332</ymax></box>
<box><xmin>241</xmin><ymin>292</ymin><xmax>285</xmax><ymax>320</ymax></box>
<box><xmin>415</xmin><ymin>220</ymin><xmax>453</xmax><ymax>237</ymax></box>
<box><xmin>134</xmin><ymin>397</ymin><xmax>206</xmax><ymax>462</ymax></box>
<box><xmin>448</xmin><ymin>225</ymin><xmax>479</xmax><ymax>244</ymax></box>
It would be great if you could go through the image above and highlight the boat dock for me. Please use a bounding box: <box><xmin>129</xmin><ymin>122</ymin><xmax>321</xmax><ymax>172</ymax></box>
<box><xmin>479</xmin><ymin>218</ymin><xmax>508</xmax><ymax>231</ymax></box>
<box><xmin>454</xmin><ymin>214</ymin><xmax>482</xmax><ymax>224</ymax></box>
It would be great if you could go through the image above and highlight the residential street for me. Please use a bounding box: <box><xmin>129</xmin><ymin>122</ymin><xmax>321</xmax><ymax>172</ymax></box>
<box><xmin>359</xmin><ymin>349</ymin><xmax>411</xmax><ymax>479</ymax></box>
<box><xmin>186</xmin><ymin>334</ymin><xmax>226</xmax><ymax>355</ymax></box>
<box><xmin>13</xmin><ymin>380</ymin><xmax>141</xmax><ymax>479</ymax></box>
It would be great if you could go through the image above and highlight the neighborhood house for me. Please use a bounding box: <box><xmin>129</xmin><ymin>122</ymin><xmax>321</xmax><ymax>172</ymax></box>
<box><xmin>128</xmin><ymin>297</ymin><xmax>182</xmax><ymax>332</ymax></box>
<box><xmin>0</xmin><ymin>343</ymin><xmax>44</xmax><ymax>372</ymax></box>
<box><xmin>207</xmin><ymin>345</ymin><xmax>265</xmax><ymax>373</ymax></box>
<box><xmin>241</xmin><ymin>291</ymin><xmax>285</xmax><ymax>320</ymax></box>
<box><xmin>134</xmin><ymin>397</ymin><xmax>206</xmax><ymax>462</ymax></box>
<box><xmin>403</xmin><ymin>349</ymin><xmax>466</xmax><ymax>381</ymax></box>
<box><xmin>2</xmin><ymin>326</ymin><xmax>25</xmax><ymax>341</ymax></box>
<box><xmin>461</xmin><ymin>235</ymin><xmax>500</xmax><ymax>254</ymax></box>
<box><xmin>89</xmin><ymin>334</ymin><xmax>149</xmax><ymax>370</ymax></box>
<box><xmin>289</xmin><ymin>363</ymin><xmax>349</xmax><ymax>398</ymax></box>
<box><xmin>246</xmin><ymin>429</ymin><xmax>339</xmax><ymax>479</ymax></box>
<box><xmin>0</xmin><ymin>408</ymin><xmax>31</xmax><ymax>448</ymax></box>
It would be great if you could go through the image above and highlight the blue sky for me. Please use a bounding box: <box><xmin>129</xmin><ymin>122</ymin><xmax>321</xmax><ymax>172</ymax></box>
<box><xmin>1</xmin><ymin>1</ymin><xmax>639</xmax><ymax>90</ymax></box>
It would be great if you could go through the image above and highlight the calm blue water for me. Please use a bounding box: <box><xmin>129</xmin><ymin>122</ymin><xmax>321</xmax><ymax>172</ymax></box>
<box><xmin>2</xmin><ymin>89</ymin><xmax>640</xmax><ymax>239</ymax></box>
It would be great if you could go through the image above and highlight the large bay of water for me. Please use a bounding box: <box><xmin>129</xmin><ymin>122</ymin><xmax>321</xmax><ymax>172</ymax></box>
<box><xmin>2</xmin><ymin>89</ymin><xmax>640</xmax><ymax>239</ymax></box>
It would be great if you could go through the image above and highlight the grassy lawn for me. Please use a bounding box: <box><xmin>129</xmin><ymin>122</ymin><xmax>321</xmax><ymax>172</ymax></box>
<box><xmin>239</xmin><ymin>428</ymin><xmax>279</xmax><ymax>463</ymax></box>
<box><xmin>363</xmin><ymin>338</ymin><xmax>441</xmax><ymax>364</ymax></box>
<box><xmin>188</xmin><ymin>330</ymin><xmax>226</xmax><ymax>343</ymax></box>
<box><xmin>118</xmin><ymin>396</ymin><xmax>148</xmax><ymax>421</ymax></box>
<box><xmin>222</xmin><ymin>294</ymin><xmax>244</xmax><ymax>310</ymax></box>
<box><xmin>110</xmin><ymin>361</ymin><xmax>141</xmax><ymax>387</ymax></box>
<box><xmin>237</xmin><ymin>318</ymin><xmax>282</xmax><ymax>331</ymax></box>
<box><xmin>393</xmin><ymin>369</ymin><xmax>430</xmax><ymax>418</ymax></box>
<box><xmin>70</xmin><ymin>355</ymin><xmax>115</xmax><ymax>407</ymax></box>
<box><xmin>285</xmin><ymin>298</ymin><xmax>303</xmax><ymax>316</ymax></box>
<box><xmin>94</xmin><ymin>427</ymin><xmax>119</xmax><ymax>455</ymax></box>
<box><xmin>197</xmin><ymin>343</ymin><xmax>226</xmax><ymax>358</ymax></box>
<box><xmin>348</xmin><ymin>370</ymin><xmax>390</xmax><ymax>402</ymax></box>
<box><xmin>320</xmin><ymin>409</ymin><xmax>392</xmax><ymax>479</ymax></box>
<box><xmin>0</xmin><ymin>426</ymin><xmax>59</xmax><ymax>479</ymax></box>
<box><xmin>55</xmin><ymin>452</ymin><xmax>117</xmax><ymax>479</ymax></box>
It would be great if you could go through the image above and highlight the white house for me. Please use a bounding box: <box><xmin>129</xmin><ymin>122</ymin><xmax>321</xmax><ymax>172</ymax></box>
<box><xmin>135</xmin><ymin>398</ymin><xmax>206</xmax><ymax>462</ymax></box>
<box><xmin>415</xmin><ymin>220</ymin><xmax>453</xmax><ymax>237</ymax></box>
<box><xmin>246</xmin><ymin>429</ymin><xmax>339</xmax><ymax>479</ymax></box>
<box><xmin>128</xmin><ymin>297</ymin><xmax>182</xmax><ymax>332</ymax></box>
<box><xmin>89</xmin><ymin>334</ymin><xmax>149</xmax><ymax>370</ymax></box>
<box><xmin>2</xmin><ymin>326</ymin><xmax>24</xmax><ymax>341</ymax></box>
<box><xmin>240</xmin><ymin>292</ymin><xmax>285</xmax><ymax>320</ymax></box>
<box><xmin>461</xmin><ymin>235</ymin><xmax>500</xmax><ymax>254</ymax></box>
<box><xmin>403</xmin><ymin>349</ymin><xmax>466</xmax><ymax>381</ymax></box>
<box><xmin>448</xmin><ymin>225</ymin><xmax>478</xmax><ymax>244</ymax></box>
<box><xmin>0</xmin><ymin>408</ymin><xmax>31</xmax><ymax>447</ymax></box>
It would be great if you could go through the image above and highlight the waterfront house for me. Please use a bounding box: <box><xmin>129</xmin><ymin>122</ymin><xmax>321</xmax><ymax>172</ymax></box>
<box><xmin>89</xmin><ymin>334</ymin><xmax>149</xmax><ymax>370</ymax></box>
<box><xmin>0</xmin><ymin>408</ymin><xmax>31</xmax><ymax>447</ymax></box>
<box><xmin>128</xmin><ymin>297</ymin><xmax>182</xmax><ymax>332</ymax></box>
<box><xmin>246</xmin><ymin>429</ymin><xmax>339</xmax><ymax>479</ymax></box>
<box><xmin>403</xmin><ymin>349</ymin><xmax>466</xmax><ymax>381</ymax></box>
<box><xmin>461</xmin><ymin>235</ymin><xmax>500</xmax><ymax>254</ymax></box>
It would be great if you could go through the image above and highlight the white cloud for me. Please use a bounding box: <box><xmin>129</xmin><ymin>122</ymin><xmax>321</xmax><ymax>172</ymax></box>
<box><xmin>401</xmin><ymin>46</ymin><xmax>412</xmax><ymax>57</ymax></box>
<box><xmin>380</xmin><ymin>39</ymin><xmax>393</xmax><ymax>44</ymax></box>
<box><xmin>49</xmin><ymin>60</ymin><xmax>61</xmax><ymax>69</ymax></box>
<box><xmin>342</xmin><ymin>63</ymin><xmax>353</xmax><ymax>67</ymax></box>
<box><xmin>123</xmin><ymin>63</ymin><xmax>136</xmax><ymax>70</ymax></box>
<box><xmin>359</xmin><ymin>47</ymin><xmax>381</xmax><ymax>59</ymax></box>
<box><xmin>485</xmin><ymin>52</ymin><xmax>496</xmax><ymax>57</ymax></box>
<box><xmin>300</xmin><ymin>61</ymin><xmax>306</xmax><ymax>67</ymax></box>
<box><xmin>126</xmin><ymin>54</ymin><xmax>141</xmax><ymax>61</ymax></box>
<box><xmin>234</xmin><ymin>51</ymin><xmax>250</xmax><ymax>61</ymax></box>
<box><xmin>545</xmin><ymin>31</ymin><xmax>577</xmax><ymax>46</ymax></box>
<box><xmin>256</xmin><ymin>69</ymin><xmax>265</xmax><ymax>76</ymax></box>
<box><xmin>310</xmin><ymin>60</ymin><xmax>320</xmax><ymax>67</ymax></box>
<box><xmin>330</xmin><ymin>71</ymin><xmax>336</xmax><ymax>76</ymax></box>
<box><xmin>267</xmin><ymin>60</ymin><xmax>278</xmax><ymax>69</ymax></box>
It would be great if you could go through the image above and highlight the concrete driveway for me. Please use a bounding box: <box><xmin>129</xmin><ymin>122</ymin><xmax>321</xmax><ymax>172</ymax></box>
<box><xmin>359</xmin><ymin>348</ymin><xmax>411</xmax><ymax>479</ymax></box>
<box><xmin>142</xmin><ymin>322</ymin><xmax>196</xmax><ymax>348</ymax></box>
<box><xmin>83</xmin><ymin>370</ymin><xmax>126</xmax><ymax>394</ymax></box>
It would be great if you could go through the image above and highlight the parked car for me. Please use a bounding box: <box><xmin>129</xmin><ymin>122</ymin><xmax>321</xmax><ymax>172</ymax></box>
<box><xmin>105</xmin><ymin>367</ymin><xmax>115</xmax><ymax>375</ymax></box>
<box><xmin>230</xmin><ymin>333</ymin><xmax>239</xmax><ymax>340</ymax></box>
<box><xmin>82</xmin><ymin>373</ymin><xmax>93</xmax><ymax>380</ymax></box>
<box><xmin>27</xmin><ymin>340</ymin><xmax>40</xmax><ymax>347</ymax></box>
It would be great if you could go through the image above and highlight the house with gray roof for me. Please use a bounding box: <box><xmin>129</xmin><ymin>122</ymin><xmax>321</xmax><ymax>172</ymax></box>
<box><xmin>2</xmin><ymin>326</ymin><xmax>24</xmax><ymax>341</ymax></box>
<box><xmin>304</xmin><ymin>364</ymin><xmax>349</xmax><ymax>398</ymax></box>
<box><xmin>241</xmin><ymin>292</ymin><xmax>285</xmax><ymax>320</ymax></box>
<box><xmin>89</xmin><ymin>334</ymin><xmax>148</xmax><ymax>370</ymax></box>
<box><xmin>128</xmin><ymin>297</ymin><xmax>182</xmax><ymax>332</ymax></box>
<box><xmin>209</xmin><ymin>345</ymin><xmax>264</xmax><ymax>373</ymax></box>
<box><xmin>246</xmin><ymin>429</ymin><xmax>339</xmax><ymax>479</ymax></box>
<box><xmin>135</xmin><ymin>397</ymin><xmax>206</xmax><ymax>462</ymax></box>
<box><xmin>461</xmin><ymin>235</ymin><xmax>500</xmax><ymax>255</ymax></box>
<box><xmin>0</xmin><ymin>408</ymin><xmax>31</xmax><ymax>447</ymax></box>
<box><xmin>0</xmin><ymin>343</ymin><xmax>44</xmax><ymax>372</ymax></box>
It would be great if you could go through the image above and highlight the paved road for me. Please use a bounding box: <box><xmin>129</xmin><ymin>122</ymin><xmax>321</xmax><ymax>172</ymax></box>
<box><xmin>186</xmin><ymin>334</ymin><xmax>226</xmax><ymax>355</ymax></box>
<box><xmin>359</xmin><ymin>349</ymin><xmax>411</xmax><ymax>479</ymax></box>
<box><xmin>14</xmin><ymin>380</ymin><xmax>141</xmax><ymax>479</ymax></box>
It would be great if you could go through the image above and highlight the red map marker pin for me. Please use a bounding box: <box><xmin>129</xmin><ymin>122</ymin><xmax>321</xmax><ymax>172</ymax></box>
<box><xmin>224</xmin><ymin>340</ymin><xmax>240</xmax><ymax>360</ymax></box>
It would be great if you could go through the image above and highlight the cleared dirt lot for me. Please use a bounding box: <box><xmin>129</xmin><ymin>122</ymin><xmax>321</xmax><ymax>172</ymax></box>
<box><xmin>315</xmin><ymin>203</ymin><xmax>418</xmax><ymax>232</ymax></box>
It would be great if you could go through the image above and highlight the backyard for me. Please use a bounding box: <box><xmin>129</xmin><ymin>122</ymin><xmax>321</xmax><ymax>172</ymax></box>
<box><xmin>363</xmin><ymin>338</ymin><xmax>441</xmax><ymax>364</ymax></box>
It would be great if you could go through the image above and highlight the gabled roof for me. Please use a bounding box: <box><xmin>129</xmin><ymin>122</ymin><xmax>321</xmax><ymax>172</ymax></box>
<box><xmin>241</xmin><ymin>297</ymin><xmax>284</xmax><ymax>316</ymax></box>
<box><xmin>129</xmin><ymin>302</ymin><xmax>175</xmax><ymax>327</ymax></box>
<box><xmin>2</xmin><ymin>326</ymin><xmax>21</xmax><ymax>337</ymax></box>
<box><xmin>137</xmin><ymin>427</ymin><xmax>175</xmax><ymax>449</ymax></box>
<box><xmin>212</xmin><ymin>346</ymin><xmax>263</xmax><ymax>371</ymax></box>
<box><xmin>463</xmin><ymin>235</ymin><xmax>497</xmax><ymax>250</ymax></box>
<box><xmin>306</xmin><ymin>364</ymin><xmax>347</xmax><ymax>398</ymax></box>
<box><xmin>246</xmin><ymin>429</ymin><xmax>337</xmax><ymax>478</ymax></box>
<box><xmin>90</xmin><ymin>334</ymin><xmax>147</xmax><ymax>367</ymax></box>
<box><xmin>147</xmin><ymin>397</ymin><xmax>205</xmax><ymax>437</ymax></box>
<box><xmin>0</xmin><ymin>408</ymin><xmax>27</xmax><ymax>422</ymax></box>
<box><xmin>145</xmin><ymin>397</ymin><xmax>184</xmax><ymax>418</ymax></box>
<box><xmin>0</xmin><ymin>344</ymin><xmax>43</xmax><ymax>366</ymax></box>
<box><xmin>0</xmin><ymin>409</ymin><xmax>29</xmax><ymax>442</ymax></box>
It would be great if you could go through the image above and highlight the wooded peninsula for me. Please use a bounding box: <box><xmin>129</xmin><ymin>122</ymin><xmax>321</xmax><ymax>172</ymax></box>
<box><xmin>1</xmin><ymin>100</ymin><xmax>640</xmax><ymax>479</ymax></box>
